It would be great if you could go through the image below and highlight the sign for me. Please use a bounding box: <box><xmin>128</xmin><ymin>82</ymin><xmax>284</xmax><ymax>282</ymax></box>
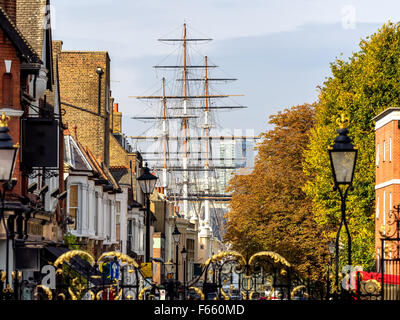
<box><xmin>141</xmin><ymin>262</ymin><xmax>153</xmax><ymax>278</ymax></box>
<box><xmin>110</xmin><ymin>261</ymin><xmax>120</xmax><ymax>280</ymax></box>
<box><xmin>22</xmin><ymin>118</ymin><xmax>59</xmax><ymax>169</ymax></box>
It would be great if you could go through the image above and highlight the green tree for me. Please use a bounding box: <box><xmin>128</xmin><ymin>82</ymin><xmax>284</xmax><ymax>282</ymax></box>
<box><xmin>225</xmin><ymin>104</ymin><xmax>327</xmax><ymax>278</ymax></box>
<box><xmin>303</xmin><ymin>22</ymin><xmax>400</xmax><ymax>271</ymax></box>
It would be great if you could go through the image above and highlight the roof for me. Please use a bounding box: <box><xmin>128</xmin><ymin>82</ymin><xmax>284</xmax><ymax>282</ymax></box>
<box><xmin>64</xmin><ymin>132</ymin><xmax>121</xmax><ymax>193</ymax></box>
<box><xmin>110</xmin><ymin>167</ymin><xmax>132</xmax><ymax>186</ymax></box>
<box><xmin>102</xmin><ymin>165</ymin><xmax>121</xmax><ymax>192</ymax></box>
<box><xmin>372</xmin><ymin>107</ymin><xmax>400</xmax><ymax>122</ymax></box>
<box><xmin>0</xmin><ymin>6</ymin><xmax>41</xmax><ymax>63</ymax></box>
<box><xmin>64</xmin><ymin>134</ymin><xmax>92</xmax><ymax>172</ymax></box>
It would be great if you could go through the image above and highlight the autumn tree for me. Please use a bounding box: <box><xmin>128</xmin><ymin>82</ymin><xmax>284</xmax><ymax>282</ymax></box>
<box><xmin>224</xmin><ymin>104</ymin><xmax>327</xmax><ymax>278</ymax></box>
<box><xmin>303</xmin><ymin>22</ymin><xmax>400</xmax><ymax>271</ymax></box>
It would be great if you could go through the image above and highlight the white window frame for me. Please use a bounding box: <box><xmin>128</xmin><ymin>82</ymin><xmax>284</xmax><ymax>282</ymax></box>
<box><xmin>383</xmin><ymin>140</ymin><xmax>386</xmax><ymax>162</ymax></box>
<box><xmin>95</xmin><ymin>191</ymin><xmax>99</xmax><ymax>236</ymax></box>
<box><xmin>383</xmin><ymin>191</ymin><xmax>386</xmax><ymax>226</ymax></box>
<box><xmin>376</xmin><ymin>196</ymin><xmax>379</xmax><ymax>219</ymax></box>
<box><xmin>376</xmin><ymin>143</ymin><xmax>379</xmax><ymax>167</ymax></box>
<box><xmin>68</xmin><ymin>183</ymin><xmax>82</xmax><ymax>232</ymax></box>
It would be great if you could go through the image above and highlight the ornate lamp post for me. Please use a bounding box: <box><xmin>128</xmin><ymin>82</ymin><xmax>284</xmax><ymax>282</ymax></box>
<box><xmin>0</xmin><ymin>113</ymin><xmax>19</xmax><ymax>299</ymax></box>
<box><xmin>326</xmin><ymin>241</ymin><xmax>335</xmax><ymax>299</ymax></box>
<box><xmin>172</xmin><ymin>224</ymin><xmax>181</xmax><ymax>300</ymax></box>
<box><xmin>172</xmin><ymin>224</ymin><xmax>181</xmax><ymax>284</ymax></box>
<box><xmin>328</xmin><ymin>113</ymin><xmax>357</xmax><ymax>295</ymax></box>
<box><xmin>164</xmin><ymin>260</ymin><xmax>173</xmax><ymax>280</ymax></box>
<box><xmin>137</xmin><ymin>163</ymin><xmax>158</xmax><ymax>263</ymax></box>
<box><xmin>181</xmin><ymin>247</ymin><xmax>187</xmax><ymax>300</ymax></box>
<box><xmin>164</xmin><ymin>260</ymin><xmax>174</xmax><ymax>300</ymax></box>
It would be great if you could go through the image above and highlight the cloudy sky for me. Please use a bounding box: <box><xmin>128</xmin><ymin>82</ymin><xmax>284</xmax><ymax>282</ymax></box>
<box><xmin>51</xmin><ymin>0</ymin><xmax>400</xmax><ymax>138</ymax></box>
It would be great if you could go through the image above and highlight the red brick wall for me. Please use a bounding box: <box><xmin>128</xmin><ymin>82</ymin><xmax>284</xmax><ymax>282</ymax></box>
<box><xmin>375</xmin><ymin>120</ymin><xmax>400</xmax><ymax>186</ymax></box>
<box><xmin>375</xmin><ymin>114</ymin><xmax>400</xmax><ymax>263</ymax></box>
<box><xmin>0</xmin><ymin>27</ymin><xmax>23</xmax><ymax>195</ymax></box>
<box><xmin>0</xmin><ymin>0</ymin><xmax>16</xmax><ymax>24</ymax></box>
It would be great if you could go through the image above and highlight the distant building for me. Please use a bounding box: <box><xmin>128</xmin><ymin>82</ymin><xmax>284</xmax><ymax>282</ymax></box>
<box><xmin>218</xmin><ymin>140</ymin><xmax>235</xmax><ymax>193</ymax></box>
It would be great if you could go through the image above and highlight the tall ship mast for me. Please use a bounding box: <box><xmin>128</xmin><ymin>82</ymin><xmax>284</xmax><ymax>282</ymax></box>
<box><xmin>129</xmin><ymin>23</ymin><xmax>258</xmax><ymax>261</ymax></box>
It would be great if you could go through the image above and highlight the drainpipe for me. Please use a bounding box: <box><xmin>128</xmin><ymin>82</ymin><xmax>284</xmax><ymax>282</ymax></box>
<box><xmin>96</xmin><ymin>67</ymin><xmax>103</xmax><ymax>115</ymax></box>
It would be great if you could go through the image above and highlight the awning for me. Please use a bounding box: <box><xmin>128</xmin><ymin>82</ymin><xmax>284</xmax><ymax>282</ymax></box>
<box><xmin>44</xmin><ymin>246</ymin><xmax>112</xmax><ymax>286</ymax></box>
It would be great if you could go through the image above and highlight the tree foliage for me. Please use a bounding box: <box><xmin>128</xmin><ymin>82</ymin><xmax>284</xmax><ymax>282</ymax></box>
<box><xmin>225</xmin><ymin>22</ymin><xmax>400</xmax><ymax>276</ymax></box>
<box><xmin>224</xmin><ymin>104</ymin><xmax>327</xmax><ymax>278</ymax></box>
<box><xmin>303</xmin><ymin>22</ymin><xmax>400</xmax><ymax>271</ymax></box>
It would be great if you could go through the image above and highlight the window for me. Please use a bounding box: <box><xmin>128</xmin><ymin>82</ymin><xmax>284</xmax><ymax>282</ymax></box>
<box><xmin>376</xmin><ymin>196</ymin><xmax>379</xmax><ymax>219</ymax></box>
<box><xmin>2</xmin><ymin>73</ymin><xmax>13</xmax><ymax>107</ymax></box>
<box><xmin>139</xmin><ymin>223</ymin><xmax>144</xmax><ymax>251</ymax></box>
<box><xmin>383</xmin><ymin>191</ymin><xmax>386</xmax><ymax>226</ymax></box>
<box><xmin>116</xmin><ymin>201</ymin><xmax>121</xmax><ymax>225</ymax></box>
<box><xmin>376</xmin><ymin>143</ymin><xmax>379</xmax><ymax>167</ymax></box>
<box><xmin>95</xmin><ymin>192</ymin><xmax>99</xmax><ymax>236</ymax></box>
<box><xmin>383</xmin><ymin>140</ymin><xmax>386</xmax><ymax>162</ymax></box>
<box><xmin>377</xmin><ymin>248</ymin><xmax>380</xmax><ymax>272</ymax></box>
<box><xmin>69</xmin><ymin>185</ymin><xmax>79</xmax><ymax>230</ymax></box>
<box><xmin>106</xmin><ymin>200</ymin><xmax>112</xmax><ymax>239</ymax></box>
<box><xmin>127</xmin><ymin>220</ymin><xmax>132</xmax><ymax>252</ymax></box>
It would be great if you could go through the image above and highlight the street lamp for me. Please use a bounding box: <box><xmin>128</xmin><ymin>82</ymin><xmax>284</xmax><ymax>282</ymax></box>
<box><xmin>164</xmin><ymin>260</ymin><xmax>174</xmax><ymax>300</ymax></box>
<box><xmin>137</xmin><ymin>163</ymin><xmax>158</xmax><ymax>263</ymax></box>
<box><xmin>0</xmin><ymin>113</ymin><xmax>18</xmax><ymax>182</ymax></box>
<box><xmin>328</xmin><ymin>113</ymin><xmax>357</xmax><ymax>296</ymax></box>
<box><xmin>0</xmin><ymin>113</ymin><xmax>19</xmax><ymax>298</ymax></box>
<box><xmin>327</xmin><ymin>241</ymin><xmax>335</xmax><ymax>299</ymax></box>
<box><xmin>181</xmin><ymin>247</ymin><xmax>187</xmax><ymax>300</ymax></box>
<box><xmin>328</xmin><ymin>241</ymin><xmax>335</xmax><ymax>256</ymax></box>
<box><xmin>172</xmin><ymin>224</ymin><xmax>181</xmax><ymax>284</ymax></box>
<box><xmin>164</xmin><ymin>260</ymin><xmax>174</xmax><ymax>276</ymax></box>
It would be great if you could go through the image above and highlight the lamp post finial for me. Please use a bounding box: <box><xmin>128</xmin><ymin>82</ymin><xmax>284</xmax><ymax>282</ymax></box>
<box><xmin>336</xmin><ymin>113</ymin><xmax>349</xmax><ymax>129</ymax></box>
<box><xmin>0</xmin><ymin>112</ymin><xmax>10</xmax><ymax>127</ymax></box>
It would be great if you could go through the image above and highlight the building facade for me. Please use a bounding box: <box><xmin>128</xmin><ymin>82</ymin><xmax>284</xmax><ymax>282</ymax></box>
<box><xmin>374</xmin><ymin>108</ymin><xmax>400</xmax><ymax>269</ymax></box>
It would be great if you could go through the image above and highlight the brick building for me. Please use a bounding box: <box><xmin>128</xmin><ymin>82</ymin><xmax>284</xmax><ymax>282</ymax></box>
<box><xmin>57</xmin><ymin>45</ymin><xmax>111</xmax><ymax>166</ymax></box>
<box><xmin>0</xmin><ymin>0</ymin><xmax>65</xmax><ymax>293</ymax></box>
<box><xmin>374</xmin><ymin>108</ymin><xmax>400</xmax><ymax>267</ymax></box>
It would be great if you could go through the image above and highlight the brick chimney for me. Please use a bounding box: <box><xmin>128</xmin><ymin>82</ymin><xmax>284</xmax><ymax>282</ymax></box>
<box><xmin>112</xmin><ymin>103</ymin><xmax>122</xmax><ymax>134</ymax></box>
<box><xmin>0</xmin><ymin>0</ymin><xmax>16</xmax><ymax>24</ymax></box>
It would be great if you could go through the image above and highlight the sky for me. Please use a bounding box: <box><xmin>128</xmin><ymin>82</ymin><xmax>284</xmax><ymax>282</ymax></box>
<box><xmin>50</xmin><ymin>0</ymin><xmax>400</xmax><ymax>138</ymax></box>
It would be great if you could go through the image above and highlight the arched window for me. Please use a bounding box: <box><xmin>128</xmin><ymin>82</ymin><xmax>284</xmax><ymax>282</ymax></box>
<box><xmin>2</xmin><ymin>73</ymin><xmax>13</xmax><ymax>107</ymax></box>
